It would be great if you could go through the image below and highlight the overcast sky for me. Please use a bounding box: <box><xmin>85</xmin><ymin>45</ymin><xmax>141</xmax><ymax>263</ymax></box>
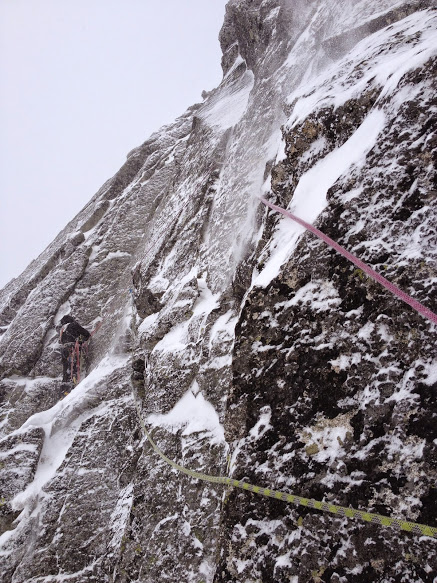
<box><xmin>0</xmin><ymin>0</ymin><xmax>227</xmax><ymax>288</ymax></box>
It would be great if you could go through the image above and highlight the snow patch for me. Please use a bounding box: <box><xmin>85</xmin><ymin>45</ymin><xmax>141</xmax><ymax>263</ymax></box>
<box><xmin>300</xmin><ymin>413</ymin><xmax>353</xmax><ymax>465</ymax></box>
<box><xmin>223</xmin><ymin>53</ymin><xmax>246</xmax><ymax>80</ymax></box>
<box><xmin>200</xmin><ymin>69</ymin><xmax>254</xmax><ymax>130</ymax></box>
<box><xmin>421</xmin><ymin>360</ymin><xmax>437</xmax><ymax>386</ymax></box>
<box><xmin>255</xmin><ymin>109</ymin><xmax>386</xmax><ymax>287</ymax></box>
<box><xmin>148</xmin><ymin>388</ymin><xmax>225</xmax><ymax>445</ymax></box>
<box><xmin>300</xmin><ymin>136</ymin><xmax>328</xmax><ymax>164</ymax></box>
<box><xmin>7</xmin><ymin>355</ymin><xmax>129</xmax><ymax>518</ymax></box>
<box><xmin>276</xmin><ymin>281</ymin><xmax>342</xmax><ymax>312</ymax></box>
<box><xmin>330</xmin><ymin>353</ymin><xmax>362</xmax><ymax>371</ymax></box>
<box><xmin>153</xmin><ymin>277</ymin><xmax>219</xmax><ymax>354</ymax></box>
<box><xmin>287</xmin><ymin>10</ymin><xmax>437</xmax><ymax>126</ymax></box>
<box><xmin>138</xmin><ymin>312</ymin><xmax>160</xmax><ymax>335</ymax></box>
<box><xmin>208</xmin><ymin>310</ymin><xmax>238</xmax><ymax>351</ymax></box>
<box><xmin>98</xmin><ymin>250</ymin><xmax>131</xmax><ymax>264</ymax></box>
<box><xmin>249</xmin><ymin>406</ymin><xmax>272</xmax><ymax>440</ymax></box>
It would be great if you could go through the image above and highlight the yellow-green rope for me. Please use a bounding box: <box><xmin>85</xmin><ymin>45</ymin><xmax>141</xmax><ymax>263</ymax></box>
<box><xmin>134</xmin><ymin>400</ymin><xmax>437</xmax><ymax>539</ymax></box>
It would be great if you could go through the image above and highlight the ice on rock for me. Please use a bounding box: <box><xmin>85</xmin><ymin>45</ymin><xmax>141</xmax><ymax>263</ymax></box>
<box><xmin>1</xmin><ymin>2</ymin><xmax>437</xmax><ymax>582</ymax></box>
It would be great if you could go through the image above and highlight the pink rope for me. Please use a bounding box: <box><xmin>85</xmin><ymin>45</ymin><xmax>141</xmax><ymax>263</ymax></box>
<box><xmin>260</xmin><ymin>197</ymin><xmax>437</xmax><ymax>326</ymax></box>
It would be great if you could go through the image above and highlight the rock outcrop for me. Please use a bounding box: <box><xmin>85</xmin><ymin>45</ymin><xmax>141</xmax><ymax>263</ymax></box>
<box><xmin>0</xmin><ymin>1</ymin><xmax>436</xmax><ymax>582</ymax></box>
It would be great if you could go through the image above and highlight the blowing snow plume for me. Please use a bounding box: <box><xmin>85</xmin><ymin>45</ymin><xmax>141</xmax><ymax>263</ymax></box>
<box><xmin>1</xmin><ymin>1</ymin><xmax>437</xmax><ymax>582</ymax></box>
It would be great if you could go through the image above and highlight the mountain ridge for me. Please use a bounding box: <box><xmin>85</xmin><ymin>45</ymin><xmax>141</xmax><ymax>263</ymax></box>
<box><xmin>1</xmin><ymin>1</ymin><xmax>436</xmax><ymax>581</ymax></box>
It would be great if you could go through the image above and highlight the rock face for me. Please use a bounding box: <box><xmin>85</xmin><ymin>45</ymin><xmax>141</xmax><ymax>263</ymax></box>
<box><xmin>0</xmin><ymin>1</ymin><xmax>436</xmax><ymax>582</ymax></box>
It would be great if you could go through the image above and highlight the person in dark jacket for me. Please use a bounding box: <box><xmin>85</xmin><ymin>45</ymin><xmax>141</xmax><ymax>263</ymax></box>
<box><xmin>59</xmin><ymin>315</ymin><xmax>91</xmax><ymax>383</ymax></box>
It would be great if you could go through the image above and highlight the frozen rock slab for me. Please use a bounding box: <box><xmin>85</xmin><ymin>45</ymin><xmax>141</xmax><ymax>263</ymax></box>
<box><xmin>0</xmin><ymin>426</ymin><xmax>44</xmax><ymax>536</ymax></box>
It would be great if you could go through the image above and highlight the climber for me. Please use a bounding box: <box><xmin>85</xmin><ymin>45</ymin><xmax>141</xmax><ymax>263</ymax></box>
<box><xmin>59</xmin><ymin>315</ymin><xmax>91</xmax><ymax>383</ymax></box>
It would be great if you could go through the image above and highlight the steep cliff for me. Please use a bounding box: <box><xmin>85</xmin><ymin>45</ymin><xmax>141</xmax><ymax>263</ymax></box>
<box><xmin>0</xmin><ymin>1</ymin><xmax>436</xmax><ymax>582</ymax></box>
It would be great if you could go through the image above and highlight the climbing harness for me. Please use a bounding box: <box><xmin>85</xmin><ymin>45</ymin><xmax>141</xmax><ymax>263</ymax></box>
<box><xmin>259</xmin><ymin>197</ymin><xmax>437</xmax><ymax>326</ymax></box>
<box><xmin>133</xmin><ymin>398</ymin><xmax>437</xmax><ymax>539</ymax></box>
<box><xmin>64</xmin><ymin>338</ymin><xmax>84</xmax><ymax>385</ymax></box>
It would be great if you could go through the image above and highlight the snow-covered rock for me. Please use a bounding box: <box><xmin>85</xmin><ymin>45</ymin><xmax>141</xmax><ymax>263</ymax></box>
<box><xmin>0</xmin><ymin>1</ymin><xmax>436</xmax><ymax>581</ymax></box>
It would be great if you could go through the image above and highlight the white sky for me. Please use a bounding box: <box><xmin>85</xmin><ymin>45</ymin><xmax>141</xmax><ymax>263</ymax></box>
<box><xmin>0</xmin><ymin>0</ymin><xmax>228</xmax><ymax>288</ymax></box>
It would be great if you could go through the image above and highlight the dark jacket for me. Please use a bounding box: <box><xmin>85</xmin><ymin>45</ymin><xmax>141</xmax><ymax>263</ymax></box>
<box><xmin>60</xmin><ymin>320</ymin><xmax>91</xmax><ymax>344</ymax></box>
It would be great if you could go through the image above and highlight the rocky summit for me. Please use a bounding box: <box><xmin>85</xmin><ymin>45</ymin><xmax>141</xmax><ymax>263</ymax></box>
<box><xmin>1</xmin><ymin>1</ymin><xmax>436</xmax><ymax>581</ymax></box>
